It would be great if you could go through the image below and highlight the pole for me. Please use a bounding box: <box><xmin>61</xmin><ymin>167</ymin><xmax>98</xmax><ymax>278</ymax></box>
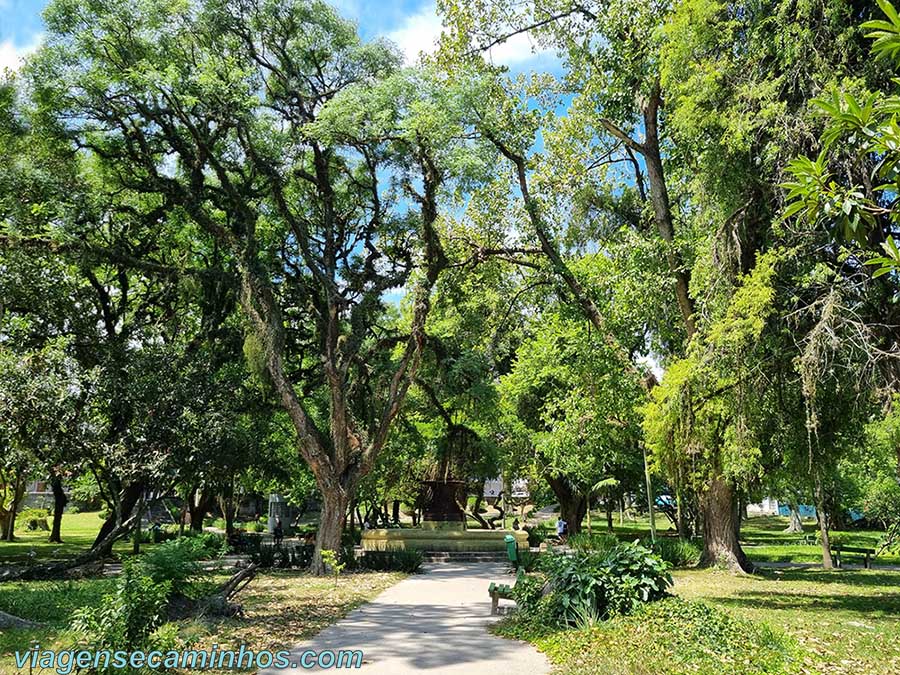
<box><xmin>642</xmin><ymin>444</ymin><xmax>657</xmax><ymax>544</ymax></box>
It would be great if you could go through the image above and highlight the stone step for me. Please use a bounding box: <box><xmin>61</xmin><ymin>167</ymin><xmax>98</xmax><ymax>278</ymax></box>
<box><xmin>420</xmin><ymin>551</ymin><xmax>509</xmax><ymax>563</ymax></box>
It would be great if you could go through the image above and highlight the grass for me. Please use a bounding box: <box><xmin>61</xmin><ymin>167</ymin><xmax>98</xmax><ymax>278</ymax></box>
<box><xmin>598</xmin><ymin>514</ymin><xmax>900</xmax><ymax>567</ymax></box>
<box><xmin>674</xmin><ymin>567</ymin><xmax>900</xmax><ymax>675</ymax></box>
<box><xmin>494</xmin><ymin>566</ymin><xmax>900</xmax><ymax>675</ymax></box>
<box><xmin>0</xmin><ymin>569</ymin><xmax>403</xmax><ymax>675</ymax></box>
<box><xmin>0</xmin><ymin>511</ymin><xmax>160</xmax><ymax>564</ymax></box>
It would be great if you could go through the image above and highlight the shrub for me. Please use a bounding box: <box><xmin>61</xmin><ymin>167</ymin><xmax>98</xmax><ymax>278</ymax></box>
<box><xmin>569</xmin><ymin>532</ymin><xmax>620</xmax><ymax>554</ymax></box>
<box><xmin>640</xmin><ymin>537</ymin><xmax>702</xmax><ymax>568</ymax></box>
<box><xmin>496</xmin><ymin>597</ymin><xmax>795</xmax><ymax>675</ymax></box>
<box><xmin>249</xmin><ymin>543</ymin><xmax>314</xmax><ymax>569</ymax></box>
<box><xmin>183</xmin><ymin>530</ymin><xmax>228</xmax><ymax>557</ymax></box>
<box><xmin>527</xmin><ymin>542</ymin><xmax>672</xmax><ymax>623</ymax></box>
<box><xmin>517</xmin><ymin>549</ymin><xmax>542</xmax><ymax>572</ymax></box>
<box><xmin>70</xmin><ymin>558</ymin><xmax>174</xmax><ymax>653</ymax></box>
<box><xmin>138</xmin><ymin>538</ymin><xmax>209</xmax><ymax>596</ymax></box>
<box><xmin>18</xmin><ymin>508</ymin><xmax>50</xmax><ymax>532</ymax></box>
<box><xmin>358</xmin><ymin>549</ymin><xmax>423</xmax><ymax>573</ymax></box>
<box><xmin>525</xmin><ymin>522</ymin><xmax>554</xmax><ymax>547</ymax></box>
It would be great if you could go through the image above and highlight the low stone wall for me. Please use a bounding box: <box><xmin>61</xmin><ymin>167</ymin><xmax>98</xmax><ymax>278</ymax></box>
<box><xmin>361</xmin><ymin>527</ymin><xmax>529</xmax><ymax>552</ymax></box>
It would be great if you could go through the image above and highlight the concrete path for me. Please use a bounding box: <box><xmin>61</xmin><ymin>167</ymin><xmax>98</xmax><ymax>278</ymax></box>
<box><xmin>260</xmin><ymin>562</ymin><xmax>550</xmax><ymax>674</ymax></box>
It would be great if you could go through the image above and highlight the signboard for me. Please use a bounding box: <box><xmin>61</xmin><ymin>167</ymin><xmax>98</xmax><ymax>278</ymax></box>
<box><xmin>483</xmin><ymin>478</ymin><xmax>502</xmax><ymax>498</ymax></box>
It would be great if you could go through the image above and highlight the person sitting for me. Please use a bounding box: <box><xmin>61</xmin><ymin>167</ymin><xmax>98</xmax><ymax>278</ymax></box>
<box><xmin>556</xmin><ymin>517</ymin><xmax>568</xmax><ymax>544</ymax></box>
<box><xmin>273</xmin><ymin>517</ymin><xmax>284</xmax><ymax>546</ymax></box>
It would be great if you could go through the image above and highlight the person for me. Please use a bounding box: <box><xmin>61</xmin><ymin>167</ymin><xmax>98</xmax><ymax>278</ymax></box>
<box><xmin>273</xmin><ymin>517</ymin><xmax>284</xmax><ymax>546</ymax></box>
<box><xmin>512</xmin><ymin>518</ymin><xmax>520</xmax><ymax>530</ymax></box>
<box><xmin>556</xmin><ymin>517</ymin><xmax>567</xmax><ymax>543</ymax></box>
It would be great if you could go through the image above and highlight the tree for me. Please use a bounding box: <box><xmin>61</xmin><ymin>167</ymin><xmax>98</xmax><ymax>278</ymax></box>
<box><xmin>27</xmin><ymin>0</ymin><xmax>508</xmax><ymax>571</ymax></box>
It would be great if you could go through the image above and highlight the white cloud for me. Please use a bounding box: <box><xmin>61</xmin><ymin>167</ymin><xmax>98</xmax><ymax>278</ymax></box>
<box><xmin>0</xmin><ymin>35</ymin><xmax>42</xmax><ymax>74</ymax></box>
<box><xmin>387</xmin><ymin>3</ymin><xmax>551</xmax><ymax>67</ymax></box>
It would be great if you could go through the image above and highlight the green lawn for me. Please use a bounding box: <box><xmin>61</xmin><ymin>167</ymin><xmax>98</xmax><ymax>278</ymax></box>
<box><xmin>601</xmin><ymin>513</ymin><xmax>900</xmax><ymax>567</ymax></box>
<box><xmin>674</xmin><ymin>567</ymin><xmax>900</xmax><ymax>675</ymax></box>
<box><xmin>0</xmin><ymin>511</ymin><xmax>153</xmax><ymax>563</ymax></box>
<box><xmin>0</xmin><ymin>570</ymin><xmax>404</xmax><ymax>675</ymax></box>
<box><xmin>495</xmin><ymin>566</ymin><xmax>900</xmax><ymax>675</ymax></box>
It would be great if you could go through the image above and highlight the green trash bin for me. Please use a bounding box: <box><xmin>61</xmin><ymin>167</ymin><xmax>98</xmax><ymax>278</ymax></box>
<box><xmin>504</xmin><ymin>534</ymin><xmax>518</xmax><ymax>567</ymax></box>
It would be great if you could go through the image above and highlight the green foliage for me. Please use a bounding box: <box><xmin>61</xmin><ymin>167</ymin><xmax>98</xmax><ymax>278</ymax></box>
<box><xmin>320</xmin><ymin>549</ymin><xmax>345</xmax><ymax>584</ymax></box>
<box><xmin>497</xmin><ymin>596</ymin><xmax>796</xmax><ymax>675</ymax></box>
<box><xmin>69</xmin><ymin>558</ymin><xmax>175</xmax><ymax>653</ymax></box>
<box><xmin>135</xmin><ymin>537</ymin><xmax>211</xmax><ymax>597</ymax></box>
<box><xmin>525</xmin><ymin>543</ymin><xmax>672</xmax><ymax>624</ymax></box>
<box><xmin>641</xmin><ymin>537</ymin><xmax>702</xmax><ymax>568</ymax></box>
<box><xmin>249</xmin><ymin>543</ymin><xmax>314</xmax><ymax>569</ymax></box>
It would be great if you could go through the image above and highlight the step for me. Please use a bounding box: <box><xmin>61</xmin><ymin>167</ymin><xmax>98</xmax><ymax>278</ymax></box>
<box><xmin>420</xmin><ymin>551</ymin><xmax>509</xmax><ymax>563</ymax></box>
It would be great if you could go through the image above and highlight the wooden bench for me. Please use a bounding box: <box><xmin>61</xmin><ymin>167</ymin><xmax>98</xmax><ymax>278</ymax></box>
<box><xmin>488</xmin><ymin>569</ymin><xmax>525</xmax><ymax>615</ymax></box>
<box><xmin>831</xmin><ymin>545</ymin><xmax>876</xmax><ymax>569</ymax></box>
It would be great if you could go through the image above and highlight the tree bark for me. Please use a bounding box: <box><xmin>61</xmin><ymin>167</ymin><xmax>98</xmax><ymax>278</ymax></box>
<box><xmin>312</xmin><ymin>489</ymin><xmax>350</xmax><ymax>575</ymax></box>
<box><xmin>814</xmin><ymin>470</ymin><xmax>834</xmax><ymax>569</ymax></box>
<box><xmin>2</xmin><ymin>467</ymin><xmax>25</xmax><ymax>542</ymax></box>
<box><xmin>49</xmin><ymin>474</ymin><xmax>67</xmax><ymax>543</ymax></box>
<box><xmin>547</xmin><ymin>475</ymin><xmax>587</xmax><ymax>536</ymax></box>
<box><xmin>784</xmin><ymin>504</ymin><xmax>804</xmax><ymax>534</ymax></box>
<box><xmin>605</xmin><ymin>499</ymin><xmax>614</xmax><ymax>532</ymax></box>
<box><xmin>188</xmin><ymin>487</ymin><xmax>214</xmax><ymax>533</ymax></box>
<box><xmin>93</xmin><ymin>481</ymin><xmax>142</xmax><ymax>550</ymax></box>
<box><xmin>700</xmin><ymin>477</ymin><xmax>753</xmax><ymax>572</ymax></box>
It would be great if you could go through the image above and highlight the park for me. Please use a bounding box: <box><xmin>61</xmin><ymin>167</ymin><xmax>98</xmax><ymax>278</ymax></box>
<box><xmin>1</xmin><ymin>0</ymin><xmax>900</xmax><ymax>673</ymax></box>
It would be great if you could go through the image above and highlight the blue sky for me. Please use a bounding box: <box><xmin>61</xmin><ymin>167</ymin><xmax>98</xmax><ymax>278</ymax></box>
<box><xmin>0</xmin><ymin>0</ymin><xmax>555</xmax><ymax>71</ymax></box>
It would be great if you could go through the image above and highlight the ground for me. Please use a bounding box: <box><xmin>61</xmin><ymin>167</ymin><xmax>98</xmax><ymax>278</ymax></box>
<box><xmin>0</xmin><ymin>570</ymin><xmax>402</xmax><ymax>675</ymax></box>
<box><xmin>2</xmin><ymin>512</ymin><xmax>899</xmax><ymax>674</ymax></box>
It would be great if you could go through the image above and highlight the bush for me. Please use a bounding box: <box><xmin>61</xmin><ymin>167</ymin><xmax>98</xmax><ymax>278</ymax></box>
<box><xmin>70</xmin><ymin>558</ymin><xmax>176</xmax><ymax>654</ymax></box>
<box><xmin>249</xmin><ymin>543</ymin><xmax>314</xmax><ymax>569</ymax></box>
<box><xmin>18</xmin><ymin>508</ymin><xmax>50</xmax><ymax>532</ymax></box>
<box><xmin>641</xmin><ymin>537</ymin><xmax>702</xmax><ymax>568</ymax></box>
<box><xmin>569</xmin><ymin>532</ymin><xmax>620</xmax><ymax>554</ymax></box>
<box><xmin>137</xmin><ymin>537</ymin><xmax>210</xmax><ymax>596</ymax></box>
<box><xmin>358</xmin><ymin>549</ymin><xmax>423</xmax><ymax>573</ymax></box>
<box><xmin>183</xmin><ymin>530</ymin><xmax>228</xmax><ymax>557</ymax></box>
<box><xmin>496</xmin><ymin>597</ymin><xmax>795</xmax><ymax>675</ymax></box>
<box><xmin>525</xmin><ymin>522</ymin><xmax>554</xmax><ymax>547</ymax></box>
<box><xmin>521</xmin><ymin>542</ymin><xmax>672</xmax><ymax>623</ymax></box>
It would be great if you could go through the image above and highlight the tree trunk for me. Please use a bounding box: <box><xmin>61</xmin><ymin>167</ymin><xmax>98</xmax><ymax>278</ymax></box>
<box><xmin>49</xmin><ymin>475</ymin><xmax>67</xmax><ymax>543</ymax></box>
<box><xmin>547</xmin><ymin>476</ymin><xmax>587</xmax><ymax>536</ymax></box>
<box><xmin>392</xmin><ymin>499</ymin><xmax>401</xmax><ymax>525</ymax></box>
<box><xmin>814</xmin><ymin>471</ymin><xmax>834</xmax><ymax>569</ymax></box>
<box><xmin>2</xmin><ymin>467</ymin><xmax>25</xmax><ymax>542</ymax></box>
<box><xmin>312</xmin><ymin>489</ymin><xmax>349</xmax><ymax>575</ymax></box>
<box><xmin>784</xmin><ymin>504</ymin><xmax>804</xmax><ymax>534</ymax></box>
<box><xmin>700</xmin><ymin>477</ymin><xmax>753</xmax><ymax>572</ymax></box>
<box><xmin>640</xmin><ymin>92</ymin><xmax>697</xmax><ymax>339</ymax></box>
<box><xmin>606</xmin><ymin>499</ymin><xmax>614</xmax><ymax>532</ymax></box>
<box><xmin>132</xmin><ymin>494</ymin><xmax>144</xmax><ymax>555</ymax></box>
<box><xmin>93</xmin><ymin>482</ymin><xmax>142</xmax><ymax>550</ymax></box>
<box><xmin>188</xmin><ymin>488</ymin><xmax>213</xmax><ymax>533</ymax></box>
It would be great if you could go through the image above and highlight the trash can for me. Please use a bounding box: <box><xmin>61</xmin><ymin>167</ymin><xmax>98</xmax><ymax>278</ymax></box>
<box><xmin>504</xmin><ymin>534</ymin><xmax>518</xmax><ymax>566</ymax></box>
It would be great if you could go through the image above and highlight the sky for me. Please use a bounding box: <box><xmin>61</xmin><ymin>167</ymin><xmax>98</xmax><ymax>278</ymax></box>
<box><xmin>0</xmin><ymin>0</ymin><xmax>555</xmax><ymax>71</ymax></box>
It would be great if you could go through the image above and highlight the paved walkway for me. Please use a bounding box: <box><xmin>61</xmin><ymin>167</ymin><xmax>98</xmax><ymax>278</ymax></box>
<box><xmin>260</xmin><ymin>563</ymin><xmax>550</xmax><ymax>674</ymax></box>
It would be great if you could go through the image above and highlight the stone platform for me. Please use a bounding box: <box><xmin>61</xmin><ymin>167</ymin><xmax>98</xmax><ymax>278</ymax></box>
<box><xmin>361</xmin><ymin>524</ymin><xmax>528</xmax><ymax>553</ymax></box>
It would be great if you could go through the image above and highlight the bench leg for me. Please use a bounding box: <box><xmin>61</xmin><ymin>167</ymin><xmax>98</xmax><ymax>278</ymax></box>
<box><xmin>865</xmin><ymin>554</ymin><xmax>871</xmax><ymax>569</ymax></box>
<box><xmin>491</xmin><ymin>593</ymin><xmax>499</xmax><ymax>616</ymax></box>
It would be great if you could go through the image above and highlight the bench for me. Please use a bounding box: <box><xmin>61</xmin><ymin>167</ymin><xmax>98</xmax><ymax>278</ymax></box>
<box><xmin>831</xmin><ymin>545</ymin><xmax>876</xmax><ymax>569</ymax></box>
<box><xmin>488</xmin><ymin>569</ymin><xmax>525</xmax><ymax>615</ymax></box>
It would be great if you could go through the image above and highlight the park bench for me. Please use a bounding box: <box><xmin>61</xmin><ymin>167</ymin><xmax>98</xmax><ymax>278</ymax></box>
<box><xmin>488</xmin><ymin>568</ymin><xmax>525</xmax><ymax>615</ymax></box>
<box><xmin>831</xmin><ymin>544</ymin><xmax>876</xmax><ymax>569</ymax></box>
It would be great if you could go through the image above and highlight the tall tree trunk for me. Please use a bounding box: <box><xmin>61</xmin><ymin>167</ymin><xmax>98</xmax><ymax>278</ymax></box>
<box><xmin>48</xmin><ymin>474</ymin><xmax>67</xmax><ymax>543</ymax></box>
<box><xmin>784</xmin><ymin>504</ymin><xmax>804</xmax><ymax>534</ymax></box>
<box><xmin>312</xmin><ymin>489</ymin><xmax>350</xmax><ymax>575</ymax></box>
<box><xmin>606</xmin><ymin>499</ymin><xmax>614</xmax><ymax>532</ymax></box>
<box><xmin>132</xmin><ymin>493</ymin><xmax>144</xmax><ymax>555</ymax></box>
<box><xmin>547</xmin><ymin>476</ymin><xmax>587</xmax><ymax>536</ymax></box>
<box><xmin>189</xmin><ymin>488</ymin><xmax>213</xmax><ymax>533</ymax></box>
<box><xmin>700</xmin><ymin>477</ymin><xmax>753</xmax><ymax>572</ymax></box>
<box><xmin>2</xmin><ymin>467</ymin><xmax>25</xmax><ymax>542</ymax></box>
<box><xmin>392</xmin><ymin>500</ymin><xmax>401</xmax><ymax>525</ymax></box>
<box><xmin>813</xmin><ymin>470</ymin><xmax>834</xmax><ymax>569</ymax></box>
<box><xmin>93</xmin><ymin>481</ymin><xmax>142</xmax><ymax>550</ymax></box>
